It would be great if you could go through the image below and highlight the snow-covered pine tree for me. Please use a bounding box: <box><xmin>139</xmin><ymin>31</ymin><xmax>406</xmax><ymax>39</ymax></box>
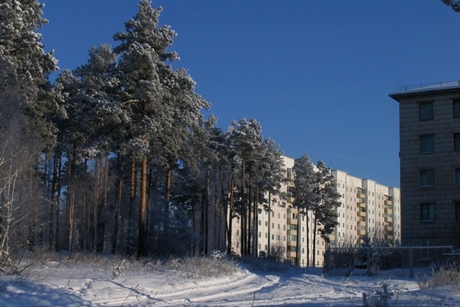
<box><xmin>292</xmin><ymin>154</ymin><xmax>315</xmax><ymax>266</ymax></box>
<box><xmin>114</xmin><ymin>1</ymin><xmax>175</xmax><ymax>257</ymax></box>
<box><xmin>443</xmin><ymin>0</ymin><xmax>460</xmax><ymax>11</ymax></box>
<box><xmin>228</xmin><ymin>118</ymin><xmax>264</xmax><ymax>256</ymax></box>
<box><xmin>0</xmin><ymin>0</ymin><xmax>59</xmax><ymax>146</ymax></box>
<box><xmin>114</xmin><ymin>0</ymin><xmax>209</xmax><ymax>256</ymax></box>
<box><xmin>311</xmin><ymin>160</ymin><xmax>341</xmax><ymax>266</ymax></box>
<box><xmin>255</xmin><ymin>138</ymin><xmax>284</xmax><ymax>258</ymax></box>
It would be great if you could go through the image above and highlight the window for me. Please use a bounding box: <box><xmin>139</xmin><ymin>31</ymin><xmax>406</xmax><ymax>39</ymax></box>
<box><xmin>456</xmin><ymin>168</ymin><xmax>460</xmax><ymax>185</ymax></box>
<box><xmin>419</xmin><ymin>102</ymin><xmax>434</xmax><ymax>120</ymax></box>
<box><xmin>419</xmin><ymin>169</ymin><xmax>435</xmax><ymax>187</ymax></box>
<box><xmin>455</xmin><ymin>134</ymin><xmax>460</xmax><ymax>151</ymax></box>
<box><xmin>454</xmin><ymin>100</ymin><xmax>460</xmax><ymax>118</ymax></box>
<box><xmin>455</xmin><ymin>202</ymin><xmax>460</xmax><ymax>220</ymax></box>
<box><xmin>420</xmin><ymin>203</ymin><xmax>435</xmax><ymax>221</ymax></box>
<box><xmin>420</xmin><ymin>135</ymin><xmax>434</xmax><ymax>153</ymax></box>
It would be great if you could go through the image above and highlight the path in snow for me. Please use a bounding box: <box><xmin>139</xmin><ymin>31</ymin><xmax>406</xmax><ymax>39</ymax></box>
<box><xmin>1</xmin><ymin>262</ymin><xmax>459</xmax><ymax>306</ymax></box>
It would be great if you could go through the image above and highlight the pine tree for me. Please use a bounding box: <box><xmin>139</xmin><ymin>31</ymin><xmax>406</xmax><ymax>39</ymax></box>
<box><xmin>0</xmin><ymin>0</ymin><xmax>59</xmax><ymax>146</ymax></box>
<box><xmin>291</xmin><ymin>154</ymin><xmax>315</xmax><ymax>266</ymax></box>
<box><xmin>443</xmin><ymin>0</ymin><xmax>460</xmax><ymax>11</ymax></box>
<box><xmin>114</xmin><ymin>0</ymin><xmax>209</xmax><ymax>256</ymax></box>
<box><xmin>228</xmin><ymin>118</ymin><xmax>264</xmax><ymax>256</ymax></box>
<box><xmin>311</xmin><ymin>160</ymin><xmax>341</xmax><ymax>266</ymax></box>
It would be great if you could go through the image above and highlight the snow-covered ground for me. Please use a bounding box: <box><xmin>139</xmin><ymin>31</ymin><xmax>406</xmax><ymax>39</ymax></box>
<box><xmin>0</xmin><ymin>256</ymin><xmax>459</xmax><ymax>307</ymax></box>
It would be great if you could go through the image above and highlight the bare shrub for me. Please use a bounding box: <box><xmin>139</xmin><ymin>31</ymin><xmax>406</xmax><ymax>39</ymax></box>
<box><xmin>240</xmin><ymin>255</ymin><xmax>295</xmax><ymax>272</ymax></box>
<box><xmin>417</xmin><ymin>263</ymin><xmax>460</xmax><ymax>290</ymax></box>
<box><xmin>162</xmin><ymin>255</ymin><xmax>240</xmax><ymax>279</ymax></box>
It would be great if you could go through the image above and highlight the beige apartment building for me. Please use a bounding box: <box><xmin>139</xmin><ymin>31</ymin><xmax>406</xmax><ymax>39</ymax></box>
<box><xmin>231</xmin><ymin>156</ymin><xmax>401</xmax><ymax>267</ymax></box>
<box><xmin>390</xmin><ymin>82</ymin><xmax>460</xmax><ymax>248</ymax></box>
<box><xmin>333</xmin><ymin>170</ymin><xmax>401</xmax><ymax>247</ymax></box>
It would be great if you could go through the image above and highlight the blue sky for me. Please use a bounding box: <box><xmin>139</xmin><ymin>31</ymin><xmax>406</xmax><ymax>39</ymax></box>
<box><xmin>39</xmin><ymin>1</ymin><xmax>460</xmax><ymax>188</ymax></box>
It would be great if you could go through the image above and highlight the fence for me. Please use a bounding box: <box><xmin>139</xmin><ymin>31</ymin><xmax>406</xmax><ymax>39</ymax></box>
<box><xmin>323</xmin><ymin>245</ymin><xmax>453</xmax><ymax>277</ymax></box>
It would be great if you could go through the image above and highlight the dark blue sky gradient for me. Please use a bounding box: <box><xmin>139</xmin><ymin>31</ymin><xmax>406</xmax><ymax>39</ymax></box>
<box><xmin>39</xmin><ymin>0</ymin><xmax>460</xmax><ymax>187</ymax></box>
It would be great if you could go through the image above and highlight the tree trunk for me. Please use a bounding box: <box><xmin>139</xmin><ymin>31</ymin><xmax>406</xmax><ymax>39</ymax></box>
<box><xmin>247</xmin><ymin>177</ymin><xmax>252</xmax><ymax>255</ymax></box>
<box><xmin>113</xmin><ymin>154</ymin><xmax>124</xmax><ymax>253</ymax></box>
<box><xmin>296</xmin><ymin>207</ymin><xmax>302</xmax><ymax>266</ymax></box>
<box><xmin>267</xmin><ymin>191</ymin><xmax>271</xmax><ymax>256</ymax></box>
<box><xmin>306</xmin><ymin>211</ymin><xmax>310</xmax><ymax>267</ymax></box>
<box><xmin>164</xmin><ymin>162</ymin><xmax>173</xmax><ymax>235</ymax></box>
<box><xmin>313</xmin><ymin>213</ymin><xmax>318</xmax><ymax>267</ymax></box>
<box><xmin>253</xmin><ymin>187</ymin><xmax>259</xmax><ymax>256</ymax></box>
<box><xmin>226</xmin><ymin>176</ymin><xmax>234</xmax><ymax>255</ymax></box>
<box><xmin>240</xmin><ymin>160</ymin><xmax>246</xmax><ymax>256</ymax></box>
<box><xmin>137</xmin><ymin>158</ymin><xmax>148</xmax><ymax>257</ymax></box>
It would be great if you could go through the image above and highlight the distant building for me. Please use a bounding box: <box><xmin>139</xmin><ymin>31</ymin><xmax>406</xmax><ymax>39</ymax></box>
<box><xmin>332</xmin><ymin>170</ymin><xmax>401</xmax><ymax>247</ymax></box>
<box><xmin>231</xmin><ymin>156</ymin><xmax>401</xmax><ymax>267</ymax></box>
<box><xmin>390</xmin><ymin>81</ymin><xmax>460</xmax><ymax>249</ymax></box>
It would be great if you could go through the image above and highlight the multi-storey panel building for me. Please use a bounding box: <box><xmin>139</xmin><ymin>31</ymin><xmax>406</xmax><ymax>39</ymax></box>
<box><xmin>231</xmin><ymin>156</ymin><xmax>401</xmax><ymax>267</ymax></box>
<box><xmin>390</xmin><ymin>82</ymin><xmax>460</xmax><ymax>247</ymax></box>
<box><xmin>333</xmin><ymin>170</ymin><xmax>401</xmax><ymax>247</ymax></box>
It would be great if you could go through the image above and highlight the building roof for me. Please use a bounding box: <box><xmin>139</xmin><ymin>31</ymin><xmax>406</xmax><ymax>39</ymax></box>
<box><xmin>389</xmin><ymin>80</ymin><xmax>460</xmax><ymax>101</ymax></box>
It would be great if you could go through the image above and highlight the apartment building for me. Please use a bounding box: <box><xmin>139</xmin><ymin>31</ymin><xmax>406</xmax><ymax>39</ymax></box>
<box><xmin>231</xmin><ymin>156</ymin><xmax>401</xmax><ymax>267</ymax></box>
<box><xmin>333</xmin><ymin>170</ymin><xmax>401</xmax><ymax>247</ymax></box>
<box><xmin>390</xmin><ymin>82</ymin><xmax>460</xmax><ymax>248</ymax></box>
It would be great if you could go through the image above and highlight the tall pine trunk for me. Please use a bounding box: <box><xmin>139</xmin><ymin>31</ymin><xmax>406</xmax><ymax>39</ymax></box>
<box><xmin>313</xmin><ymin>212</ymin><xmax>318</xmax><ymax>267</ymax></box>
<box><xmin>306</xmin><ymin>211</ymin><xmax>310</xmax><ymax>267</ymax></box>
<box><xmin>137</xmin><ymin>158</ymin><xmax>148</xmax><ymax>257</ymax></box>
<box><xmin>226</xmin><ymin>176</ymin><xmax>234</xmax><ymax>255</ymax></box>
<box><xmin>267</xmin><ymin>191</ymin><xmax>271</xmax><ymax>256</ymax></box>
<box><xmin>113</xmin><ymin>154</ymin><xmax>124</xmax><ymax>253</ymax></box>
<box><xmin>296</xmin><ymin>207</ymin><xmax>302</xmax><ymax>266</ymax></box>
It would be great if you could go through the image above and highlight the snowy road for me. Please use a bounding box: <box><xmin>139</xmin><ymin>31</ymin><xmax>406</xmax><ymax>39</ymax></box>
<box><xmin>1</xmin><ymin>261</ymin><xmax>459</xmax><ymax>306</ymax></box>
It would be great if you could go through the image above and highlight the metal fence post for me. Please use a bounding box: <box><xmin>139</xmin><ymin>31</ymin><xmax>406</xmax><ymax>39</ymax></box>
<box><xmin>409</xmin><ymin>246</ymin><xmax>413</xmax><ymax>278</ymax></box>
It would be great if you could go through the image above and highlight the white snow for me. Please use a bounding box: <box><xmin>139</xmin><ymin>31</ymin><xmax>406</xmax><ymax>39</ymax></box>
<box><xmin>0</xmin><ymin>257</ymin><xmax>459</xmax><ymax>307</ymax></box>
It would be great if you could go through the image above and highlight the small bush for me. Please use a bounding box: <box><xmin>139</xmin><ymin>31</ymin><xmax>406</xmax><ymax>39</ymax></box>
<box><xmin>240</xmin><ymin>255</ymin><xmax>295</xmax><ymax>272</ymax></box>
<box><xmin>162</xmin><ymin>255</ymin><xmax>240</xmax><ymax>279</ymax></box>
<box><xmin>362</xmin><ymin>283</ymin><xmax>393</xmax><ymax>307</ymax></box>
<box><xmin>417</xmin><ymin>264</ymin><xmax>460</xmax><ymax>289</ymax></box>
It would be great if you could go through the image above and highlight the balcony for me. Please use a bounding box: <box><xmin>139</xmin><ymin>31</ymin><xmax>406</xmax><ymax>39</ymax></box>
<box><xmin>385</xmin><ymin>215</ymin><xmax>393</xmax><ymax>222</ymax></box>
<box><xmin>287</xmin><ymin>228</ymin><xmax>297</xmax><ymax>235</ymax></box>
<box><xmin>287</xmin><ymin>196</ymin><xmax>295</xmax><ymax>203</ymax></box>
<box><xmin>358</xmin><ymin>229</ymin><xmax>366</xmax><ymax>236</ymax></box>
<box><xmin>384</xmin><ymin>208</ymin><xmax>393</xmax><ymax>214</ymax></box>
<box><xmin>287</xmin><ymin>239</ymin><xmax>297</xmax><ymax>246</ymax></box>
<box><xmin>385</xmin><ymin>224</ymin><xmax>393</xmax><ymax>232</ymax></box>
<box><xmin>357</xmin><ymin>202</ymin><xmax>366</xmax><ymax>208</ymax></box>
<box><xmin>384</xmin><ymin>200</ymin><xmax>392</xmax><ymax>206</ymax></box>
<box><xmin>357</xmin><ymin>211</ymin><xmax>366</xmax><ymax>218</ymax></box>
<box><xmin>357</xmin><ymin>192</ymin><xmax>366</xmax><ymax>199</ymax></box>
<box><xmin>287</xmin><ymin>250</ymin><xmax>297</xmax><ymax>258</ymax></box>
<box><xmin>357</xmin><ymin>220</ymin><xmax>366</xmax><ymax>227</ymax></box>
<box><xmin>385</xmin><ymin>234</ymin><xmax>393</xmax><ymax>240</ymax></box>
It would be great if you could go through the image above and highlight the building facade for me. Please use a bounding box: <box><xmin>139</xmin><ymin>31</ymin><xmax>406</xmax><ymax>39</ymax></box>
<box><xmin>333</xmin><ymin>170</ymin><xmax>401</xmax><ymax>247</ymax></box>
<box><xmin>390</xmin><ymin>83</ymin><xmax>460</xmax><ymax>248</ymax></box>
<box><xmin>231</xmin><ymin>156</ymin><xmax>401</xmax><ymax>267</ymax></box>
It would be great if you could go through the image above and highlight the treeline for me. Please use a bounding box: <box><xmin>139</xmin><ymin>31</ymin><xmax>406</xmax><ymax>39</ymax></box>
<box><xmin>0</xmin><ymin>0</ymin><xmax>340</xmax><ymax>265</ymax></box>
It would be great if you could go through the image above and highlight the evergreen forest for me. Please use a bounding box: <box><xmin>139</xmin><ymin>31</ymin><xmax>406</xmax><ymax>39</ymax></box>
<box><xmin>0</xmin><ymin>0</ymin><xmax>340</xmax><ymax>268</ymax></box>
